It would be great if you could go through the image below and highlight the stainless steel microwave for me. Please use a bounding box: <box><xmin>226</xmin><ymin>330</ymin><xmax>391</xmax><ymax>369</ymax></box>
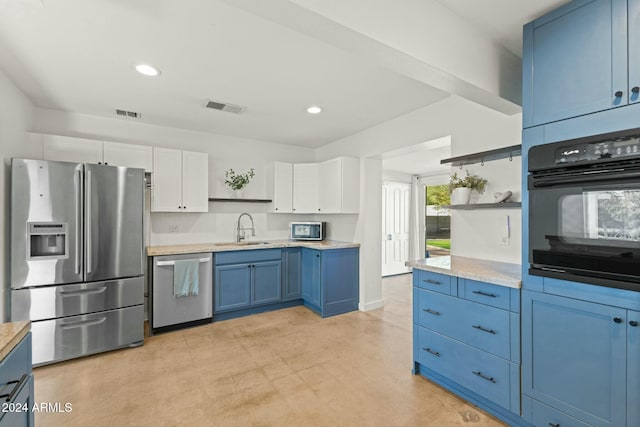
<box><xmin>290</xmin><ymin>222</ymin><xmax>326</xmax><ymax>241</ymax></box>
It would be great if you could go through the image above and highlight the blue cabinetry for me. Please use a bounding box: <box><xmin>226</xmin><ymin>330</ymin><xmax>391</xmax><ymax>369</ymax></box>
<box><xmin>523</xmin><ymin>0</ymin><xmax>637</xmax><ymax>128</ymax></box>
<box><xmin>412</xmin><ymin>273</ymin><xmax>524</xmax><ymax>426</ymax></box>
<box><xmin>283</xmin><ymin>247</ymin><xmax>302</xmax><ymax>300</ymax></box>
<box><xmin>214</xmin><ymin>249</ymin><xmax>282</xmax><ymax>314</ymax></box>
<box><xmin>0</xmin><ymin>333</ymin><xmax>34</xmax><ymax>427</ymax></box>
<box><xmin>302</xmin><ymin>247</ymin><xmax>359</xmax><ymax>318</ymax></box>
<box><xmin>628</xmin><ymin>309</ymin><xmax>640</xmax><ymax>427</ymax></box>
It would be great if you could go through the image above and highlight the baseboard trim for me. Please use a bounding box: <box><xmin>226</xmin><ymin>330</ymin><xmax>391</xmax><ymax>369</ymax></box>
<box><xmin>359</xmin><ymin>299</ymin><xmax>384</xmax><ymax>311</ymax></box>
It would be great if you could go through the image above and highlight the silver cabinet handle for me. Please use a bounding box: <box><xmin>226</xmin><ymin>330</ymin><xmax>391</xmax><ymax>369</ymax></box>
<box><xmin>60</xmin><ymin>286</ymin><xmax>107</xmax><ymax>297</ymax></box>
<box><xmin>472</xmin><ymin>371</ymin><xmax>496</xmax><ymax>383</ymax></box>
<box><xmin>75</xmin><ymin>169</ymin><xmax>82</xmax><ymax>275</ymax></box>
<box><xmin>86</xmin><ymin>170</ymin><xmax>92</xmax><ymax>274</ymax></box>
<box><xmin>155</xmin><ymin>257</ymin><xmax>210</xmax><ymax>266</ymax></box>
<box><xmin>0</xmin><ymin>374</ymin><xmax>28</xmax><ymax>402</ymax></box>
<box><xmin>472</xmin><ymin>325</ymin><xmax>496</xmax><ymax>335</ymax></box>
<box><xmin>423</xmin><ymin>308</ymin><xmax>441</xmax><ymax>316</ymax></box>
<box><xmin>60</xmin><ymin>317</ymin><xmax>106</xmax><ymax>330</ymax></box>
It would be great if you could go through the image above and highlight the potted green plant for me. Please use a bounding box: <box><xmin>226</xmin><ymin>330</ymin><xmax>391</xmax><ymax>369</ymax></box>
<box><xmin>449</xmin><ymin>170</ymin><xmax>487</xmax><ymax>205</ymax></box>
<box><xmin>225</xmin><ymin>168</ymin><xmax>255</xmax><ymax>198</ymax></box>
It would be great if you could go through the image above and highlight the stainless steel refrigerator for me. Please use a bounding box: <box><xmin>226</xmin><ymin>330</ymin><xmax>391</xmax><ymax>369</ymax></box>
<box><xmin>10</xmin><ymin>158</ymin><xmax>145</xmax><ymax>365</ymax></box>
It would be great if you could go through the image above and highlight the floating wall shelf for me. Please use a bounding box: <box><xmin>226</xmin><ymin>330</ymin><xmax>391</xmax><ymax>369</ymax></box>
<box><xmin>442</xmin><ymin>202</ymin><xmax>521</xmax><ymax>210</ymax></box>
<box><xmin>440</xmin><ymin>144</ymin><xmax>522</xmax><ymax>167</ymax></box>
<box><xmin>208</xmin><ymin>198</ymin><xmax>272</xmax><ymax>203</ymax></box>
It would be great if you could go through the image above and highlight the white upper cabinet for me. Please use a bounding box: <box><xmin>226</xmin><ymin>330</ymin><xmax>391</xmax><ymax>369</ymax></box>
<box><xmin>181</xmin><ymin>151</ymin><xmax>209</xmax><ymax>213</ymax></box>
<box><xmin>43</xmin><ymin>134</ymin><xmax>153</xmax><ymax>171</ymax></box>
<box><xmin>292</xmin><ymin>163</ymin><xmax>320</xmax><ymax>213</ymax></box>
<box><xmin>103</xmin><ymin>141</ymin><xmax>153</xmax><ymax>172</ymax></box>
<box><xmin>43</xmin><ymin>135</ymin><xmax>103</xmax><ymax>164</ymax></box>
<box><xmin>266</xmin><ymin>162</ymin><xmax>293</xmax><ymax>213</ymax></box>
<box><xmin>319</xmin><ymin>157</ymin><xmax>360</xmax><ymax>214</ymax></box>
<box><xmin>152</xmin><ymin>147</ymin><xmax>208</xmax><ymax>213</ymax></box>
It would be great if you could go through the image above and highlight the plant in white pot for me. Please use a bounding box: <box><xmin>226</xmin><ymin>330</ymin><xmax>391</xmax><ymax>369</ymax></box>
<box><xmin>225</xmin><ymin>168</ymin><xmax>255</xmax><ymax>198</ymax></box>
<box><xmin>449</xmin><ymin>170</ymin><xmax>488</xmax><ymax>205</ymax></box>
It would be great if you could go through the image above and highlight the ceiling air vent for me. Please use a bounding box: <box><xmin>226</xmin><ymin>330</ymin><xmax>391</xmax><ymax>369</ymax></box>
<box><xmin>205</xmin><ymin>100</ymin><xmax>246</xmax><ymax>114</ymax></box>
<box><xmin>115</xmin><ymin>109</ymin><xmax>141</xmax><ymax>119</ymax></box>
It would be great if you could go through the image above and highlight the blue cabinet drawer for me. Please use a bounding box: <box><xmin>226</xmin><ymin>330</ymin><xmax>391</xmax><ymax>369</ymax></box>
<box><xmin>530</xmin><ymin>398</ymin><xmax>590</xmax><ymax>427</ymax></box>
<box><xmin>416</xmin><ymin>289</ymin><xmax>511</xmax><ymax>360</ymax></box>
<box><xmin>413</xmin><ymin>270</ymin><xmax>454</xmax><ymax>295</ymax></box>
<box><xmin>417</xmin><ymin>326</ymin><xmax>511</xmax><ymax>409</ymax></box>
<box><xmin>0</xmin><ymin>333</ymin><xmax>31</xmax><ymax>388</ymax></box>
<box><xmin>461</xmin><ymin>279</ymin><xmax>511</xmax><ymax>311</ymax></box>
<box><xmin>215</xmin><ymin>249</ymin><xmax>282</xmax><ymax>265</ymax></box>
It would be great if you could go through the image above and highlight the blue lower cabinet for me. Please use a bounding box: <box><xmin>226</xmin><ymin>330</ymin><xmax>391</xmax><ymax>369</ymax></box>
<box><xmin>629</xmin><ymin>309</ymin><xmax>640</xmax><ymax>427</ymax></box>
<box><xmin>302</xmin><ymin>247</ymin><xmax>359</xmax><ymax>317</ymax></box>
<box><xmin>251</xmin><ymin>261</ymin><xmax>282</xmax><ymax>305</ymax></box>
<box><xmin>522</xmin><ymin>290</ymin><xmax>627</xmax><ymax>427</ymax></box>
<box><xmin>0</xmin><ymin>333</ymin><xmax>34</xmax><ymax>427</ymax></box>
<box><xmin>412</xmin><ymin>271</ymin><xmax>524</xmax><ymax>426</ymax></box>
<box><xmin>283</xmin><ymin>247</ymin><xmax>302</xmax><ymax>300</ymax></box>
<box><xmin>214</xmin><ymin>249</ymin><xmax>283</xmax><ymax>314</ymax></box>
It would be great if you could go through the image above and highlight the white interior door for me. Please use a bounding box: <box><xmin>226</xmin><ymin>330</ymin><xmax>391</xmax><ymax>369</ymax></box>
<box><xmin>381</xmin><ymin>182</ymin><xmax>411</xmax><ymax>277</ymax></box>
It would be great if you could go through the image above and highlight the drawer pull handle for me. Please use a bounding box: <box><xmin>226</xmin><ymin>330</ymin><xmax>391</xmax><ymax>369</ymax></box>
<box><xmin>0</xmin><ymin>374</ymin><xmax>28</xmax><ymax>402</ymax></box>
<box><xmin>60</xmin><ymin>286</ymin><xmax>107</xmax><ymax>297</ymax></box>
<box><xmin>423</xmin><ymin>347</ymin><xmax>440</xmax><ymax>357</ymax></box>
<box><xmin>423</xmin><ymin>308</ymin><xmax>441</xmax><ymax>316</ymax></box>
<box><xmin>472</xmin><ymin>325</ymin><xmax>496</xmax><ymax>335</ymax></box>
<box><xmin>472</xmin><ymin>371</ymin><xmax>496</xmax><ymax>383</ymax></box>
<box><xmin>423</xmin><ymin>279</ymin><xmax>442</xmax><ymax>285</ymax></box>
<box><xmin>59</xmin><ymin>317</ymin><xmax>107</xmax><ymax>330</ymax></box>
<box><xmin>548</xmin><ymin>423</ymin><xmax>560</xmax><ymax>427</ymax></box>
<box><xmin>472</xmin><ymin>290</ymin><xmax>497</xmax><ymax>298</ymax></box>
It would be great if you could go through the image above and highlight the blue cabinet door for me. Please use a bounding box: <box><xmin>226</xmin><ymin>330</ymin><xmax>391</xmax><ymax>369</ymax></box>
<box><xmin>214</xmin><ymin>263</ymin><xmax>251</xmax><ymax>312</ymax></box>
<box><xmin>321</xmin><ymin>248</ymin><xmax>359</xmax><ymax>317</ymax></box>
<box><xmin>284</xmin><ymin>247</ymin><xmax>302</xmax><ymax>300</ymax></box>
<box><xmin>523</xmin><ymin>0</ymin><xmax>628</xmax><ymax>127</ymax></box>
<box><xmin>301</xmin><ymin>249</ymin><xmax>321</xmax><ymax>309</ymax></box>
<box><xmin>0</xmin><ymin>374</ymin><xmax>34</xmax><ymax>427</ymax></box>
<box><xmin>522</xmin><ymin>290</ymin><xmax>627</xmax><ymax>427</ymax></box>
<box><xmin>251</xmin><ymin>260</ymin><xmax>282</xmax><ymax>306</ymax></box>
<box><xmin>630</xmin><ymin>0</ymin><xmax>640</xmax><ymax>105</ymax></box>
<box><xmin>628</xmin><ymin>310</ymin><xmax>640</xmax><ymax>427</ymax></box>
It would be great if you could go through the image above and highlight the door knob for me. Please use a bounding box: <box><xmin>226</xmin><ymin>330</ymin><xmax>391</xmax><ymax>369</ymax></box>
<box><xmin>630</xmin><ymin>320</ymin><xmax>639</xmax><ymax>327</ymax></box>
<box><xmin>386</xmin><ymin>234</ymin><xmax>392</xmax><ymax>240</ymax></box>
<box><xmin>615</xmin><ymin>90</ymin><xmax>624</xmax><ymax>98</ymax></box>
<box><xmin>613</xmin><ymin>317</ymin><xmax>623</xmax><ymax>323</ymax></box>
<box><xmin>632</xmin><ymin>86</ymin><xmax>640</xmax><ymax>94</ymax></box>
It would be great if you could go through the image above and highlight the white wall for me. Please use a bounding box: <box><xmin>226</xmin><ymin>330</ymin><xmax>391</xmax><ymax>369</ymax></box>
<box><xmin>0</xmin><ymin>69</ymin><xmax>38</xmax><ymax>321</ymax></box>
<box><xmin>382</xmin><ymin>169</ymin><xmax>413</xmax><ymax>184</ymax></box>
<box><xmin>34</xmin><ymin>108</ymin><xmax>317</xmax><ymax>246</ymax></box>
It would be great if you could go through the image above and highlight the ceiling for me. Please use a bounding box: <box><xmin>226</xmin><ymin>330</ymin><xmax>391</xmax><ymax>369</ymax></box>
<box><xmin>436</xmin><ymin>0</ymin><xmax>571</xmax><ymax>56</ymax></box>
<box><xmin>0</xmin><ymin>0</ymin><xmax>569</xmax><ymax>148</ymax></box>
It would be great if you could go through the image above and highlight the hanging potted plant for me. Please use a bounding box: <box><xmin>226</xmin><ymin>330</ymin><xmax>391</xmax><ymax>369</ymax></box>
<box><xmin>449</xmin><ymin>170</ymin><xmax>487</xmax><ymax>205</ymax></box>
<box><xmin>225</xmin><ymin>168</ymin><xmax>255</xmax><ymax>198</ymax></box>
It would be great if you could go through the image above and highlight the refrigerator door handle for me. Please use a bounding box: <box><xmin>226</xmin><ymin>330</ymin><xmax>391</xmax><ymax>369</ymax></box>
<box><xmin>75</xmin><ymin>169</ymin><xmax>82</xmax><ymax>275</ymax></box>
<box><xmin>86</xmin><ymin>170</ymin><xmax>92</xmax><ymax>274</ymax></box>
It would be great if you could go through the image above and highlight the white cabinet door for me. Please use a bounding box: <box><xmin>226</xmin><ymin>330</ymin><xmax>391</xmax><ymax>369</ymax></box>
<box><xmin>103</xmin><ymin>141</ymin><xmax>153</xmax><ymax>171</ymax></box>
<box><xmin>341</xmin><ymin>156</ymin><xmax>360</xmax><ymax>214</ymax></box>
<box><xmin>319</xmin><ymin>158</ymin><xmax>342</xmax><ymax>213</ymax></box>
<box><xmin>43</xmin><ymin>135</ymin><xmax>103</xmax><ymax>164</ymax></box>
<box><xmin>292</xmin><ymin>163</ymin><xmax>319</xmax><ymax>213</ymax></box>
<box><xmin>181</xmin><ymin>151</ymin><xmax>209</xmax><ymax>212</ymax></box>
<box><xmin>318</xmin><ymin>157</ymin><xmax>360</xmax><ymax>214</ymax></box>
<box><xmin>267</xmin><ymin>162</ymin><xmax>293</xmax><ymax>213</ymax></box>
<box><xmin>152</xmin><ymin>147</ymin><xmax>183</xmax><ymax>212</ymax></box>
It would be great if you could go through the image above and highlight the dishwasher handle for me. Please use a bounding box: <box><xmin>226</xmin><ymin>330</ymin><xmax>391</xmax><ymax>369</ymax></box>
<box><xmin>155</xmin><ymin>257</ymin><xmax>210</xmax><ymax>266</ymax></box>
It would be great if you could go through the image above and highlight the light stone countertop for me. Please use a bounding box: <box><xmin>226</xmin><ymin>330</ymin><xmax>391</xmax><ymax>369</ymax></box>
<box><xmin>147</xmin><ymin>239</ymin><xmax>360</xmax><ymax>256</ymax></box>
<box><xmin>406</xmin><ymin>255</ymin><xmax>522</xmax><ymax>289</ymax></box>
<box><xmin>0</xmin><ymin>321</ymin><xmax>30</xmax><ymax>362</ymax></box>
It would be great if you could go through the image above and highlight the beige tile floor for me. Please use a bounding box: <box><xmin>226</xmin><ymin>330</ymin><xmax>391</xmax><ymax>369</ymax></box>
<box><xmin>33</xmin><ymin>274</ymin><xmax>505</xmax><ymax>427</ymax></box>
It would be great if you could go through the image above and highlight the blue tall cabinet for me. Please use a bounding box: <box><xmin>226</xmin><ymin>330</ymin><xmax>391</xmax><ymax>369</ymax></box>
<box><xmin>522</xmin><ymin>1</ymin><xmax>640</xmax><ymax>426</ymax></box>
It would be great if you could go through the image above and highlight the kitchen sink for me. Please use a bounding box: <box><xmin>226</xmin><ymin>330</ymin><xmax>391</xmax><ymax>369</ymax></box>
<box><xmin>215</xmin><ymin>241</ymin><xmax>272</xmax><ymax>246</ymax></box>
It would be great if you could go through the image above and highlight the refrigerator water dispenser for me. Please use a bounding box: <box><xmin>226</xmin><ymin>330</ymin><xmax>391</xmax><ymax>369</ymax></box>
<box><xmin>28</xmin><ymin>222</ymin><xmax>68</xmax><ymax>260</ymax></box>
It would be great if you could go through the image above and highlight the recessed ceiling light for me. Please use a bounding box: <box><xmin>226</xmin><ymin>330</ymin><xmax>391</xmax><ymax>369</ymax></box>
<box><xmin>306</xmin><ymin>106</ymin><xmax>322</xmax><ymax>114</ymax></box>
<box><xmin>135</xmin><ymin>64</ymin><xmax>161</xmax><ymax>77</ymax></box>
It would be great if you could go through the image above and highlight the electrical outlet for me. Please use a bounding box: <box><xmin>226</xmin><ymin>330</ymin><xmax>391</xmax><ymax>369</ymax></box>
<box><xmin>169</xmin><ymin>225</ymin><xmax>179</xmax><ymax>233</ymax></box>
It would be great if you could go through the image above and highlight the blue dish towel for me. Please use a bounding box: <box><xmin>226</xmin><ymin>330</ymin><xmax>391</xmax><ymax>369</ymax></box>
<box><xmin>173</xmin><ymin>259</ymin><xmax>199</xmax><ymax>297</ymax></box>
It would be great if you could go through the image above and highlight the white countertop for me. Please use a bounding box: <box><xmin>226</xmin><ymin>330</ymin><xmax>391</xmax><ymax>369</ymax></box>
<box><xmin>147</xmin><ymin>239</ymin><xmax>360</xmax><ymax>256</ymax></box>
<box><xmin>406</xmin><ymin>256</ymin><xmax>522</xmax><ymax>289</ymax></box>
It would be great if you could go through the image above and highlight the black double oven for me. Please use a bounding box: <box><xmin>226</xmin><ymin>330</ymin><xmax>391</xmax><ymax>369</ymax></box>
<box><xmin>528</xmin><ymin>128</ymin><xmax>640</xmax><ymax>292</ymax></box>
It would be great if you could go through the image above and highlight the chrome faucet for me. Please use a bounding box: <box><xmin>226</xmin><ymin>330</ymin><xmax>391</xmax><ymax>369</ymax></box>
<box><xmin>236</xmin><ymin>212</ymin><xmax>256</xmax><ymax>243</ymax></box>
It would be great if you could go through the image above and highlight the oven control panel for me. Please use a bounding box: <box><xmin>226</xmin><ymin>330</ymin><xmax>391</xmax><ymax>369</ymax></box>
<box><xmin>556</xmin><ymin>135</ymin><xmax>640</xmax><ymax>164</ymax></box>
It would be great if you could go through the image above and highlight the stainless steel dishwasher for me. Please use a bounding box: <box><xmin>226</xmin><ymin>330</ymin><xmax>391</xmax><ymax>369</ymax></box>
<box><xmin>151</xmin><ymin>252</ymin><xmax>212</xmax><ymax>333</ymax></box>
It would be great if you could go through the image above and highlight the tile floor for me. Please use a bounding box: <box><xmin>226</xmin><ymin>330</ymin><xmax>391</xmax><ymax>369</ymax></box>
<box><xmin>33</xmin><ymin>274</ymin><xmax>505</xmax><ymax>427</ymax></box>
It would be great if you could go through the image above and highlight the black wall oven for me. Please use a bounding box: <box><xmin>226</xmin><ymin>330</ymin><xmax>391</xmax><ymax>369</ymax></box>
<box><xmin>528</xmin><ymin>129</ymin><xmax>640</xmax><ymax>292</ymax></box>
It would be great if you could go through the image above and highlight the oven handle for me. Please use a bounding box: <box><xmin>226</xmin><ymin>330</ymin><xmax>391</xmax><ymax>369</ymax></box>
<box><xmin>531</xmin><ymin>169</ymin><xmax>640</xmax><ymax>188</ymax></box>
